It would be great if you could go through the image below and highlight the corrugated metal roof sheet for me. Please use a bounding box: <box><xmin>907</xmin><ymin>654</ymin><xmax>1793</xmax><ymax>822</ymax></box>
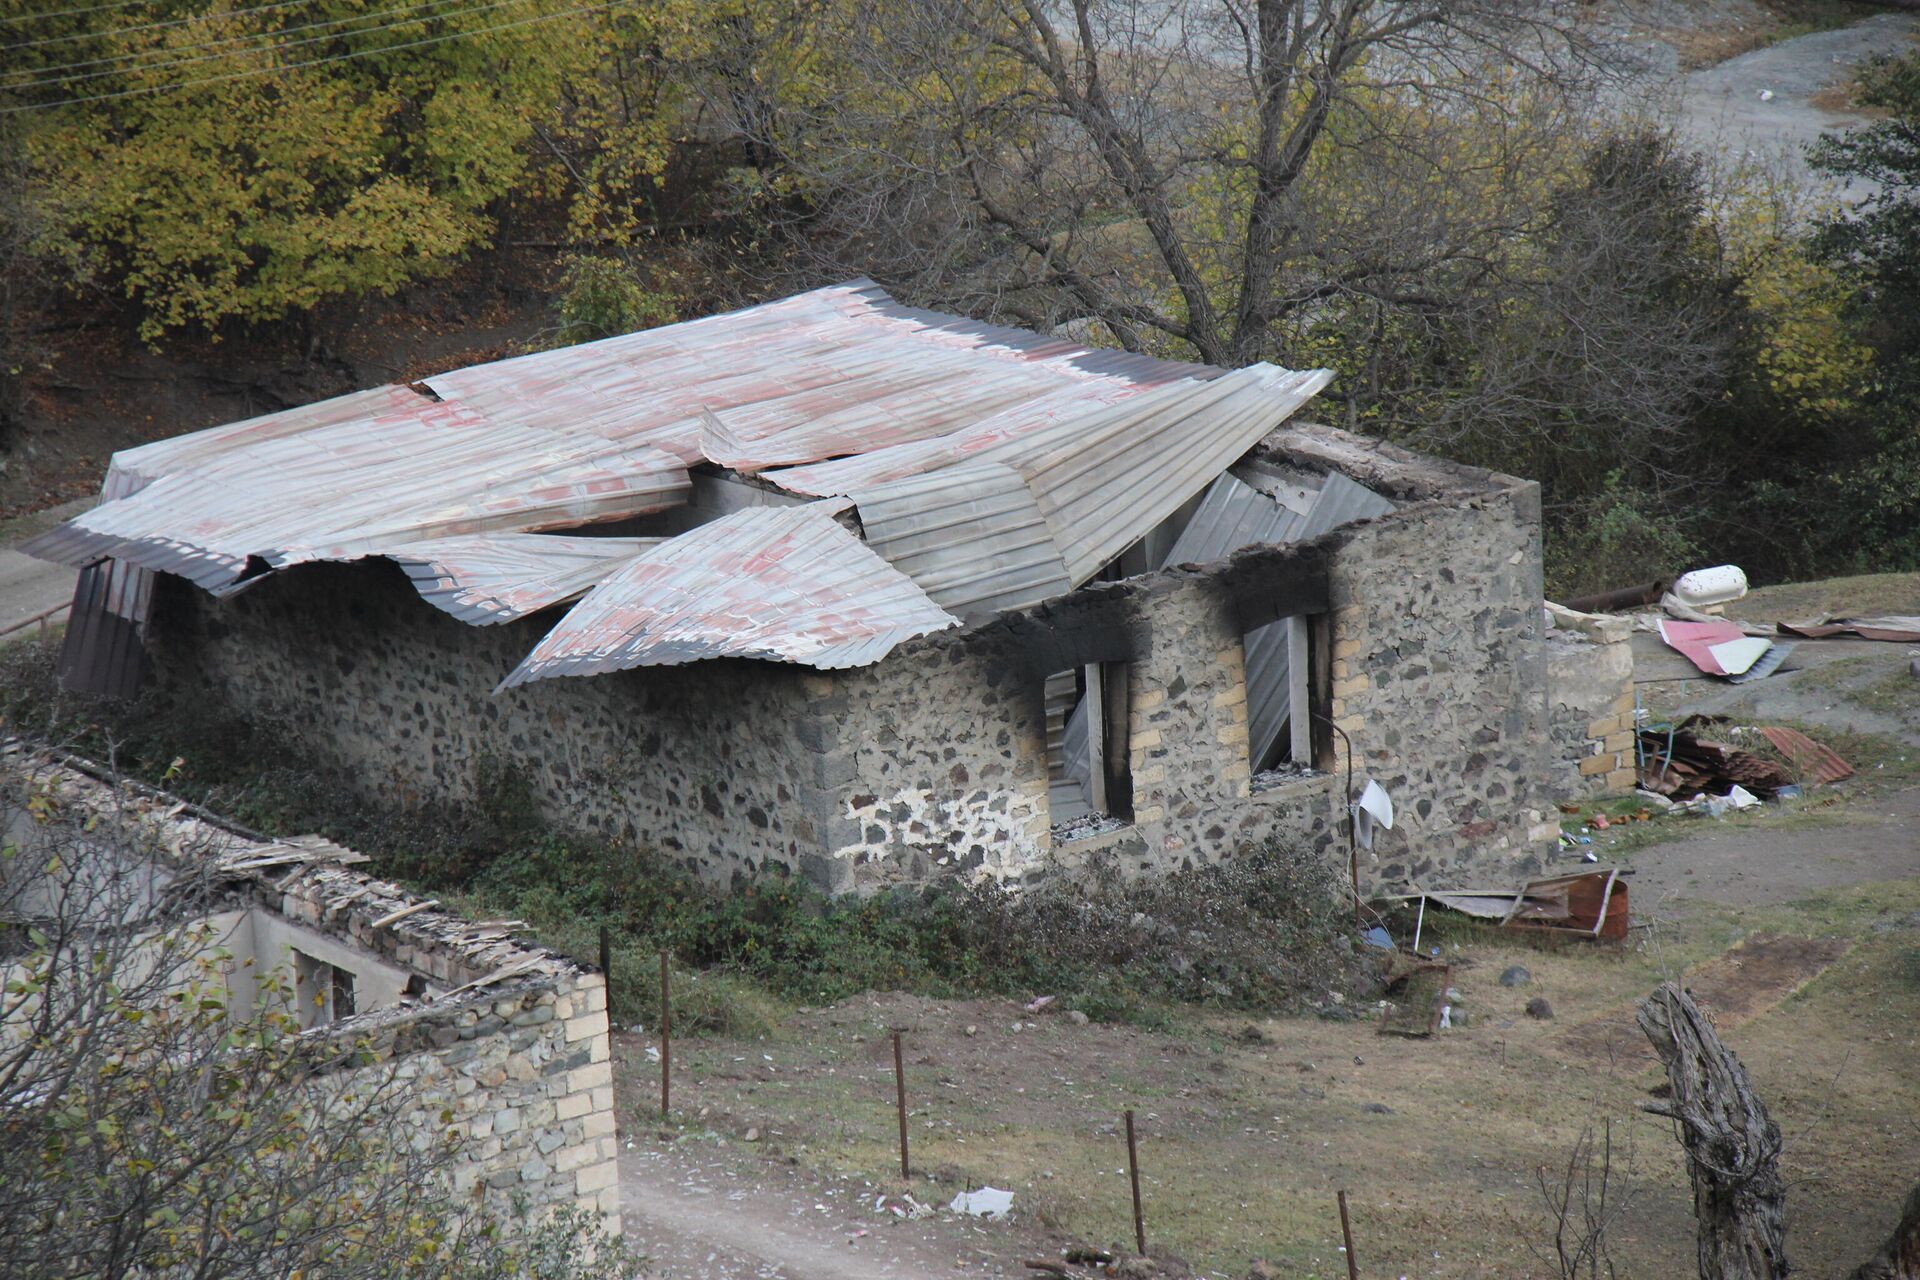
<box><xmin>1162</xmin><ymin>473</ymin><xmax>1300</xmax><ymax>566</ymax></box>
<box><xmin>385</xmin><ymin>533</ymin><xmax>660</xmax><ymax>625</ymax></box>
<box><xmin>26</xmin><ymin>398</ymin><xmax>689</xmax><ymax>590</ymax></box>
<box><xmin>30</xmin><ymin>278</ymin><xmax>1346</xmax><ymax>686</ymax></box>
<box><xmin>852</xmin><ymin>462</ymin><xmax>1074</xmax><ymax>619</ymax></box>
<box><xmin>497</xmin><ymin>504</ymin><xmax>959</xmax><ymax>687</ymax></box>
<box><xmin>425</xmin><ymin>279</ymin><xmax>1216</xmax><ymax>471</ymax></box>
<box><xmin>1004</xmin><ymin>365</ymin><xmax>1332</xmax><ymax>584</ymax></box>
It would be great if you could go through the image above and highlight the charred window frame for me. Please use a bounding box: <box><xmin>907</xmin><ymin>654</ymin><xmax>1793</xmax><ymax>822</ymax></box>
<box><xmin>1247</xmin><ymin>613</ymin><xmax>1333</xmax><ymax>775</ymax></box>
<box><xmin>1044</xmin><ymin>660</ymin><xmax>1133</xmax><ymax>831</ymax></box>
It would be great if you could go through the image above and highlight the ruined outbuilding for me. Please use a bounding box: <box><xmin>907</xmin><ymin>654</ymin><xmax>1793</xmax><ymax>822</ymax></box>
<box><xmin>28</xmin><ymin>280</ymin><xmax>1563</xmax><ymax>891</ymax></box>
<box><xmin>1</xmin><ymin>742</ymin><xmax>622</xmax><ymax>1231</ymax></box>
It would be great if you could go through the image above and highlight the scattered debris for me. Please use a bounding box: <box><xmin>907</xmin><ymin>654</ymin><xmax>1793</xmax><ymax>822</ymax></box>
<box><xmin>1379</xmin><ymin>961</ymin><xmax>1451</xmax><ymax>1038</ymax></box>
<box><xmin>949</xmin><ymin>1187</ymin><xmax>1014</xmax><ymax>1218</ymax></box>
<box><xmin>1526</xmin><ymin>997</ymin><xmax>1555</xmax><ymax>1020</ymax></box>
<box><xmin>1024</xmin><ymin>995</ymin><xmax>1057</xmax><ymax>1014</ymax></box>
<box><xmin>1359</xmin><ymin>925</ymin><xmax>1395</xmax><ymax>950</ymax></box>
<box><xmin>1388</xmin><ymin>870</ymin><xmax>1627</xmax><ymax>942</ymax></box>
<box><xmin>1352</xmin><ymin>779</ymin><xmax>1395</xmax><ymax>850</ymax></box>
<box><xmin>1671</xmin><ymin>564</ymin><xmax>1748</xmax><ymax>609</ymax></box>
<box><xmin>1655</xmin><ymin>618</ymin><xmax>1776</xmax><ymax>679</ymax></box>
<box><xmin>1777</xmin><ymin>615</ymin><xmax>1920</xmax><ymax>643</ymax></box>
<box><xmin>1755</xmin><ymin>726</ymin><xmax>1854</xmax><ymax>785</ymax></box>
<box><xmin>1499</xmin><ymin>965</ymin><xmax>1532</xmax><ymax>988</ymax></box>
<box><xmin>1637</xmin><ymin>717</ymin><xmax>1797</xmax><ymax>799</ymax></box>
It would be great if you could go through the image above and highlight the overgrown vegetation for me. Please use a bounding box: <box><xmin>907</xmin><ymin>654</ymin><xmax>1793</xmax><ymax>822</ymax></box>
<box><xmin>0</xmin><ymin>638</ymin><xmax>1371</xmax><ymax>1034</ymax></box>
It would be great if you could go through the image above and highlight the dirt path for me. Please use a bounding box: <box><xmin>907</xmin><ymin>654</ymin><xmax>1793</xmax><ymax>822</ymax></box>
<box><xmin>1669</xmin><ymin>12</ymin><xmax>1920</xmax><ymax>199</ymax></box>
<box><xmin>618</xmin><ymin>1127</ymin><xmax>1035</xmax><ymax>1279</ymax></box>
<box><xmin>1619</xmin><ymin>784</ymin><xmax>1920</xmax><ymax>908</ymax></box>
<box><xmin>0</xmin><ymin>549</ymin><xmax>74</xmax><ymax>636</ymax></box>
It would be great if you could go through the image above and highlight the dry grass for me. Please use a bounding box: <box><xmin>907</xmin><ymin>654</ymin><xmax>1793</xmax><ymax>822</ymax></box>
<box><xmin>614</xmin><ymin>878</ymin><xmax>1920</xmax><ymax>1278</ymax></box>
<box><xmin>1725</xmin><ymin>571</ymin><xmax>1920</xmax><ymax>623</ymax></box>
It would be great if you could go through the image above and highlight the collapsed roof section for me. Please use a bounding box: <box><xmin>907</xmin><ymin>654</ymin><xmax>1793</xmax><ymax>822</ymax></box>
<box><xmin>28</xmin><ymin>279</ymin><xmax>1383</xmax><ymax>693</ymax></box>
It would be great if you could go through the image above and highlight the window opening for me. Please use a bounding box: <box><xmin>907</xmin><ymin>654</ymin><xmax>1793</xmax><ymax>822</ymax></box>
<box><xmin>1045</xmin><ymin>661</ymin><xmax>1132</xmax><ymax>836</ymax></box>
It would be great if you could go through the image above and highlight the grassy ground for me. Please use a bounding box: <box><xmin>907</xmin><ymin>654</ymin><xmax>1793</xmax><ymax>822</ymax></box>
<box><xmin>1726</xmin><ymin>571</ymin><xmax>1920</xmax><ymax>623</ymax></box>
<box><xmin>613</xmin><ymin>877</ymin><xmax>1920</xmax><ymax>1279</ymax></box>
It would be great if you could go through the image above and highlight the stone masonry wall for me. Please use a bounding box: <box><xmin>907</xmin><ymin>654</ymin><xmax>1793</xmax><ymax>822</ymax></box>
<box><xmin>149</xmin><ymin>560</ymin><xmax>838</xmax><ymax>888</ymax></box>
<box><xmin>11</xmin><ymin>750</ymin><xmax>622</xmax><ymax>1236</ymax></box>
<box><xmin>1546</xmin><ymin>634</ymin><xmax>1639</xmax><ymax>799</ymax></box>
<box><xmin>269</xmin><ymin>876</ymin><xmax>621</xmax><ymax>1232</ymax></box>
<box><xmin>144</xmin><ymin>448</ymin><xmax>1556</xmax><ymax>893</ymax></box>
<box><xmin>805</xmin><ymin>481</ymin><xmax>1555</xmax><ymax>892</ymax></box>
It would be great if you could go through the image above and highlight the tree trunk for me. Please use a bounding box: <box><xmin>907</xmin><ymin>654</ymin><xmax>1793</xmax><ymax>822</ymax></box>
<box><xmin>1636</xmin><ymin>982</ymin><xmax>1788</xmax><ymax>1280</ymax></box>
<box><xmin>1852</xmin><ymin>1184</ymin><xmax>1920</xmax><ymax>1280</ymax></box>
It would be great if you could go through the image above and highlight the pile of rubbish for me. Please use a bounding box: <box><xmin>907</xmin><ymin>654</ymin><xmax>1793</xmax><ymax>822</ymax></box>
<box><xmin>1560</xmin><ymin>562</ymin><xmax>1920</xmax><ymax>686</ymax></box>
<box><xmin>1637</xmin><ymin>716</ymin><xmax>1852</xmax><ymax>801</ymax></box>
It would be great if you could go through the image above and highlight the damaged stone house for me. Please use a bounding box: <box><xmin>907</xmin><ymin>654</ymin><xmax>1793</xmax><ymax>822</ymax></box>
<box><xmin>27</xmin><ymin>279</ymin><xmax>1566</xmax><ymax>893</ymax></box>
<box><xmin>1</xmin><ymin>743</ymin><xmax>622</xmax><ymax>1230</ymax></box>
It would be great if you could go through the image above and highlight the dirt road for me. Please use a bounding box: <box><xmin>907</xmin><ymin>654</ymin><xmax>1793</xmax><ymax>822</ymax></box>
<box><xmin>618</xmin><ymin>1133</ymin><xmax>1033</xmax><ymax>1279</ymax></box>
<box><xmin>1669</xmin><ymin>12</ymin><xmax>1920</xmax><ymax>199</ymax></box>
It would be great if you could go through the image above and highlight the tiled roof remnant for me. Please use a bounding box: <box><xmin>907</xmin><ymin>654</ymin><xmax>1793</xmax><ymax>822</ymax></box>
<box><xmin>29</xmin><ymin>278</ymin><xmax>1361</xmax><ymax>687</ymax></box>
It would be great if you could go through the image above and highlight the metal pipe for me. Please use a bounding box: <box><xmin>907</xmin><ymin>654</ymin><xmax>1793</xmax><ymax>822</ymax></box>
<box><xmin>659</xmin><ymin>949</ymin><xmax>671</xmax><ymax>1121</ymax></box>
<box><xmin>892</xmin><ymin>1030</ymin><xmax>910</xmax><ymax>1179</ymax></box>
<box><xmin>1124</xmin><ymin>1109</ymin><xmax>1146</xmax><ymax>1256</ymax></box>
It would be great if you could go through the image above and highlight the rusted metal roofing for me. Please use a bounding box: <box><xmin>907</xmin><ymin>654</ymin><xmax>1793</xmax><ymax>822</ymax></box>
<box><xmin>497</xmin><ymin>504</ymin><xmax>959</xmax><ymax>687</ymax></box>
<box><xmin>385</xmin><ymin>534</ymin><xmax>659</xmax><ymax>625</ymax></box>
<box><xmin>30</xmin><ymin>278</ymin><xmax>1347</xmax><ymax>687</ymax></box>
<box><xmin>26</xmin><ymin>398</ymin><xmax>689</xmax><ymax>591</ymax></box>
<box><xmin>851</xmin><ymin>462</ymin><xmax>1074</xmax><ymax>620</ymax></box>
<box><xmin>830</xmin><ymin>365</ymin><xmax>1331</xmax><ymax>615</ymax></box>
<box><xmin>1754</xmin><ymin>726</ymin><xmax>1853</xmax><ymax>786</ymax></box>
<box><xmin>425</xmin><ymin>280</ymin><xmax>1216</xmax><ymax>471</ymax></box>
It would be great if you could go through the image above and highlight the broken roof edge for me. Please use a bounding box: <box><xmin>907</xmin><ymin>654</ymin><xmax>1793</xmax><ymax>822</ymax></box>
<box><xmin>1254</xmin><ymin>421</ymin><xmax>1530</xmax><ymax>506</ymax></box>
<box><xmin>1</xmin><ymin>740</ymin><xmax>593</xmax><ymax>1035</ymax></box>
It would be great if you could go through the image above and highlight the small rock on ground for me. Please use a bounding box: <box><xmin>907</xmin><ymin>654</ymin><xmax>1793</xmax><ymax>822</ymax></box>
<box><xmin>1500</xmin><ymin>964</ymin><xmax>1532</xmax><ymax>987</ymax></box>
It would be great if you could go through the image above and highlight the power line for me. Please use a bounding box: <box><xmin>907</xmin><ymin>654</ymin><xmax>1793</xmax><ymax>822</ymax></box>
<box><xmin>4</xmin><ymin>0</ymin><xmax>543</xmax><ymax>91</ymax></box>
<box><xmin>0</xmin><ymin>0</ymin><xmax>613</xmax><ymax>114</ymax></box>
<box><xmin>5</xmin><ymin>0</ymin><xmax>320</xmax><ymax>52</ymax></box>
<box><xmin>0</xmin><ymin>0</ymin><xmax>152</xmax><ymax>29</ymax></box>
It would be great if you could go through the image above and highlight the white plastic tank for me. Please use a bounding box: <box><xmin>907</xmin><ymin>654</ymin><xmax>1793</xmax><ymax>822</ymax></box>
<box><xmin>1672</xmin><ymin>565</ymin><xmax>1748</xmax><ymax>608</ymax></box>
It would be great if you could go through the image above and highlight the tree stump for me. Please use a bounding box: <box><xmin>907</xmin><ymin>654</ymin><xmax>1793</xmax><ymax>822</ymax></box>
<box><xmin>1636</xmin><ymin>982</ymin><xmax>1788</xmax><ymax>1280</ymax></box>
<box><xmin>1850</xmin><ymin>1183</ymin><xmax>1920</xmax><ymax>1280</ymax></box>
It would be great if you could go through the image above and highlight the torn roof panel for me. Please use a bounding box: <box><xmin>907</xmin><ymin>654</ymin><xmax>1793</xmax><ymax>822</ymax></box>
<box><xmin>497</xmin><ymin>503</ymin><xmax>959</xmax><ymax>687</ymax></box>
<box><xmin>1161</xmin><ymin>472</ymin><xmax>1300</xmax><ymax>567</ymax></box>
<box><xmin>25</xmin><ymin>399</ymin><xmax>689</xmax><ymax>590</ymax></box>
<box><xmin>1007</xmin><ymin>365</ymin><xmax>1334</xmax><ymax>584</ymax></box>
<box><xmin>384</xmin><ymin>533</ymin><xmax>661</xmax><ymax>625</ymax></box>
<box><xmin>852</xmin><ymin>462</ymin><xmax>1075</xmax><ymax>619</ymax></box>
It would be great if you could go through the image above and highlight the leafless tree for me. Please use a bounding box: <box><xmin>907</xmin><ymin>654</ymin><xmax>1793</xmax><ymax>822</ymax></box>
<box><xmin>1637</xmin><ymin>981</ymin><xmax>1920</xmax><ymax>1280</ymax></box>
<box><xmin>704</xmin><ymin>0</ymin><xmax>1741</xmax><ymax>545</ymax></box>
<box><xmin>1535</xmin><ymin>1117</ymin><xmax>1638</xmax><ymax>1280</ymax></box>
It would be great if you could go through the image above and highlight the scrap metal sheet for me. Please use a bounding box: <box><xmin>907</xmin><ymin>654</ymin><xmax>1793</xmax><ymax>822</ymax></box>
<box><xmin>385</xmin><ymin>533</ymin><xmax>660</xmax><ymax>625</ymax></box>
<box><xmin>498</xmin><ymin>503</ymin><xmax>959</xmax><ymax>687</ymax></box>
